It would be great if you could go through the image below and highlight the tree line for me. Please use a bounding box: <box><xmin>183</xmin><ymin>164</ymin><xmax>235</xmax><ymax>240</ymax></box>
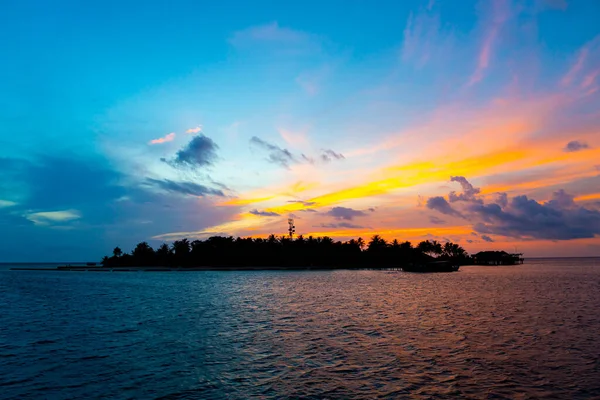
<box><xmin>101</xmin><ymin>235</ymin><xmax>471</xmax><ymax>268</ymax></box>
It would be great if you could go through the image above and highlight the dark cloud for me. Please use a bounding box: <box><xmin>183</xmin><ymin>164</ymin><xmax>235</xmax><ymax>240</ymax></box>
<box><xmin>466</xmin><ymin>239</ymin><xmax>474</xmax><ymax>243</ymax></box>
<box><xmin>563</xmin><ymin>140</ymin><xmax>590</xmax><ymax>153</ymax></box>
<box><xmin>481</xmin><ymin>235</ymin><xmax>494</xmax><ymax>242</ymax></box>
<box><xmin>426</xmin><ymin>196</ymin><xmax>463</xmax><ymax>217</ymax></box>
<box><xmin>0</xmin><ymin>154</ymin><xmax>240</xmax><ymax>262</ymax></box>
<box><xmin>368</xmin><ymin>207</ymin><xmax>376</xmax><ymax>212</ymax></box>
<box><xmin>0</xmin><ymin>155</ymin><xmax>125</xmax><ymax>216</ymax></box>
<box><xmin>427</xmin><ymin>176</ymin><xmax>600</xmax><ymax>240</ymax></box>
<box><xmin>448</xmin><ymin>176</ymin><xmax>482</xmax><ymax>203</ymax></box>
<box><xmin>249</xmin><ymin>209</ymin><xmax>280</xmax><ymax>217</ymax></box>
<box><xmin>168</xmin><ymin>135</ymin><xmax>219</xmax><ymax>168</ymax></box>
<box><xmin>250</xmin><ymin>136</ymin><xmax>296</xmax><ymax>168</ymax></box>
<box><xmin>298</xmin><ymin>208</ymin><xmax>318</xmax><ymax>213</ymax></box>
<box><xmin>320</xmin><ymin>149</ymin><xmax>345</xmax><ymax>163</ymax></box>
<box><xmin>469</xmin><ymin>190</ymin><xmax>600</xmax><ymax>240</ymax></box>
<box><xmin>495</xmin><ymin>192</ymin><xmax>508</xmax><ymax>208</ymax></box>
<box><xmin>146</xmin><ymin>178</ymin><xmax>224</xmax><ymax>197</ymax></box>
<box><xmin>326</xmin><ymin>206</ymin><xmax>367</xmax><ymax>220</ymax></box>
<box><xmin>317</xmin><ymin>222</ymin><xmax>365</xmax><ymax>229</ymax></box>
<box><xmin>429</xmin><ymin>216</ymin><xmax>446</xmax><ymax>225</ymax></box>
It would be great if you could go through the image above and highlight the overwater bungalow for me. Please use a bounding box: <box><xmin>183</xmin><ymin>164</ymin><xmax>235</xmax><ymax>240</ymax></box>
<box><xmin>473</xmin><ymin>251</ymin><xmax>524</xmax><ymax>265</ymax></box>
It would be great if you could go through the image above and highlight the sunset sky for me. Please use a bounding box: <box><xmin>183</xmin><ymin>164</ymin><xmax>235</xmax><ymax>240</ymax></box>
<box><xmin>1</xmin><ymin>0</ymin><xmax>599</xmax><ymax>261</ymax></box>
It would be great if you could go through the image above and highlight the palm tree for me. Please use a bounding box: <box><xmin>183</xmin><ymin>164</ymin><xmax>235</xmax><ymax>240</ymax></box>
<box><xmin>113</xmin><ymin>247</ymin><xmax>123</xmax><ymax>257</ymax></box>
<box><xmin>368</xmin><ymin>235</ymin><xmax>387</xmax><ymax>252</ymax></box>
<box><xmin>356</xmin><ymin>237</ymin><xmax>365</xmax><ymax>251</ymax></box>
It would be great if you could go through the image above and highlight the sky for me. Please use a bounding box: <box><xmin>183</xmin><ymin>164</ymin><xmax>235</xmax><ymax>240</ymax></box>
<box><xmin>1</xmin><ymin>0</ymin><xmax>599</xmax><ymax>261</ymax></box>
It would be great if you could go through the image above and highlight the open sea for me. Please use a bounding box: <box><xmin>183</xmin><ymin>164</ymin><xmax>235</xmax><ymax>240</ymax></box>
<box><xmin>1</xmin><ymin>258</ymin><xmax>599</xmax><ymax>399</ymax></box>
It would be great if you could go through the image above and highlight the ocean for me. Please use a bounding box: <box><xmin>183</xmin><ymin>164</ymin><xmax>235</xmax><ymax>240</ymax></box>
<box><xmin>1</xmin><ymin>258</ymin><xmax>599</xmax><ymax>399</ymax></box>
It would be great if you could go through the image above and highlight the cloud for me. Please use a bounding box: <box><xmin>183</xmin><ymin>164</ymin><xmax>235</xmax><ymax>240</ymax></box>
<box><xmin>0</xmin><ymin>200</ymin><xmax>16</xmax><ymax>208</ymax></box>
<box><xmin>448</xmin><ymin>176</ymin><xmax>482</xmax><ymax>203</ymax></box>
<box><xmin>279</xmin><ymin>128</ymin><xmax>308</xmax><ymax>146</ymax></box>
<box><xmin>167</xmin><ymin>135</ymin><xmax>219</xmax><ymax>168</ymax></box>
<box><xmin>562</xmin><ymin>44</ymin><xmax>590</xmax><ymax>86</ymax></box>
<box><xmin>469</xmin><ymin>190</ymin><xmax>600</xmax><ymax>240</ymax></box>
<box><xmin>481</xmin><ymin>235</ymin><xmax>494</xmax><ymax>242</ymax></box>
<box><xmin>317</xmin><ymin>222</ymin><xmax>365</xmax><ymax>229</ymax></box>
<box><xmin>301</xmin><ymin>154</ymin><xmax>315</xmax><ymax>164</ymax></box>
<box><xmin>325</xmin><ymin>206</ymin><xmax>367</xmax><ymax>221</ymax></box>
<box><xmin>320</xmin><ymin>149</ymin><xmax>345</xmax><ymax>163</ymax></box>
<box><xmin>428</xmin><ymin>177</ymin><xmax>600</xmax><ymax>240</ymax></box>
<box><xmin>25</xmin><ymin>209</ymin><xmax>81</xmax><ymax>226</ymax></box>
<box><xmin>401</xmin><ymin>5</ymin><xmax>452</xmax><ymax>67</ymax></box>
<box><xmin>426</xmin><ymin>196</ymin><xmax>463</xmax><ymax>217</ymax></box>
<box><xmin>298</xmin><ymin>208</ymin><xmax>318</xmax><ymax>213</ymax></box>
<box><xmin>287</xmin><ymin>200</ymin><xmax>316</xmax><ymax>206</ymax></box>
<box><xmin>495</xmin><ymin>192</ymin><xmax>508</xmax><ymax>208</ymax></box>
<box><xmin>249</xmin><ymin>209</ymin><xmax>280</xmax><ymax>217</ymax></box>
<box><xmin>249</xmin><ymin>137</ymin><xmax>343</xmax><ymax>168</ymax></box>
<box><xmin>146</xmin><ymin>178</ymin><xmax>224</xmax><ymax>197</ymax></box>
<box><xmin>429</xmin><ymin>216</ymin><xmax>446</xmax><ymax>225</ymax></box>
<box><xmin>563</xmin><ymin>140</ymin><xmax>590</xmax><ymax>152</ymax></box>
<box><xmin>468</xmin><ymin>0</ymin><xmax>510</xmax><ymax>85</ymax></box>
<box><xmin>149</xmin><ymin>132</ymin><xmax>175</xmax><ymax>145</ymax></box>
<box><xmin>186</xmin><ymin>126</ymin><xmax>202</xmax><ymax>134</ymax></box>
<box><xmin>250</xmin><ymin>136</ymin><xmax>297</xmax><ymax>168</ymax></box>
<box><xmin>229</xmin><ymin>22</ymin><xmax>315</xmax><ymax>50</ymax></box>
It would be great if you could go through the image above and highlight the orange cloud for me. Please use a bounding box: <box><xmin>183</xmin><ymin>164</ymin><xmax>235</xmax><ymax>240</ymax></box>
<box><xmin>149</xmin><ymin>132</ymin><xmax>175</xmax><ymax>145</ymax></box>
<box><xmin>575</xmin><ymin>193</ymin><xmax>600</xmax><ymax>202</ymax></box>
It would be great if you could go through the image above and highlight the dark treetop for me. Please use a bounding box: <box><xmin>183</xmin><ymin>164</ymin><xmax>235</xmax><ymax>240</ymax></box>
<box><xmin>101</xmin><ymin>235</ymin><xmax>497</xmax><ymax>269</ymax></box>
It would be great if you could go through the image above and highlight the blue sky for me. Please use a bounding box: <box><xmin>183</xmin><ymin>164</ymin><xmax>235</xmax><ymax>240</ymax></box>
<box><xmin>1</xmin><ymin>0</ymin><xmax>600</xmax><ymax>261</ymax></box>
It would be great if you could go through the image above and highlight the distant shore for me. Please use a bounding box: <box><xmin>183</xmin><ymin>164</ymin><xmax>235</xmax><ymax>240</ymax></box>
<box><xmin>11</xmin><ymin>265</ymin><xmax>417</xmax><ymax>272</ymax></box>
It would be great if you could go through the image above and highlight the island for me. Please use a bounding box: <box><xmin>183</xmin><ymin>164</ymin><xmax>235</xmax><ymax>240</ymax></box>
<box><xmin>78</xmin><ymin>235</ymin><xmax>521</xmax><ymax>272</ymax></box>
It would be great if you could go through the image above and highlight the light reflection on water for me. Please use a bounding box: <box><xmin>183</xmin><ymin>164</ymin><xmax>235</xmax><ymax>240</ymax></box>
<box><xmin>1</xmin><ymin>259</ymin><xmax>599</xmax><ymax>399</ymax></box>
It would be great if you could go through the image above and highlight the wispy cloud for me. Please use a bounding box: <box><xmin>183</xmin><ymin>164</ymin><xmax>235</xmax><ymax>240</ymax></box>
<box><xmin>149</xmin><ymin>132</ymin><xmax>175</xmax><ymax>145</ymax></box>
<box><xmin>249</xmin><ymin>209</ymin><xmax>280</xmax><ymax>217</ymax></box>
<box><xmin>429</xmin><ymin>216</ymin><xmax>446</xmax><ymax>225</ymax></box>
<box><xmin>229</xmin><ymin>22</ymin><xmax>319</xmax><ymax>54</ymax></box>
<box><xmin>320</xmin><ymin>149</ymin><xmax>345</xmax><ymax>163</ymax></box>
<box><xmin>25</xmin><ymin>209</ymin><xmax>81</xmax><ymax>226</ymax></box>
<box><xmin>402</xmin><ymin>6</ymin><xmax>450</xmax><ymax>67</ymax></box>
<box><xmin>278</xmin><ymin>128</ymin><xmax>308</xmax><ymax>146</ymax></box>
<box><xmin>316</xmin><ymin>222</ymin><xmax>365</xmax><ymax>229</ymax></box>
<box><xmin>186</xmin><ymin>126</ymin><xmax>202</xmax><ymax>134</ymax></box>
<box><xmin>561</xmin><ymin>35</ymin><xmax>600</xmax><ymax>87</ymax></box>
<box><xmin>0</xmin><ymin>200</ymin><xmax>17</xmax><ymax>208</ymax></box>
<box><xmin>146</xmin><ymin>178</ymin><xmax>224</xmax><ymax>197</ymax></box>
<box><xmin>469</xmin><ymin>0</ymin><xmax>510</xmax><ymax>86</ymax></box>
<box><xmin>250</xmin><ymin>136</ymin><xmax>297</xmax><ymax>169</ymax></box>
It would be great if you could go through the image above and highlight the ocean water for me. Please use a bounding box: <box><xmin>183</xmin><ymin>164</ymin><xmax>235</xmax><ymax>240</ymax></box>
<box><xmin>1</xmin><ymin>259</ymin><xmax>599</xmax><ymax>399</ymax></box>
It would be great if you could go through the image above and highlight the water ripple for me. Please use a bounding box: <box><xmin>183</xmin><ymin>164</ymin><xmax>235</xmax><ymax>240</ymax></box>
<box><xmin>1</xmin><ymin>259</ymin><xmax>600</xmax><ymax>399</ymax></box>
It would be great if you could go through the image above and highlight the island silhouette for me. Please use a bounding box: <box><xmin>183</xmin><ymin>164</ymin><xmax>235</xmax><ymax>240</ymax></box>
<box><xmin>96</xmin><ymin>235</ymin><xmax>523</xmax><ymax>272</ymax></box>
